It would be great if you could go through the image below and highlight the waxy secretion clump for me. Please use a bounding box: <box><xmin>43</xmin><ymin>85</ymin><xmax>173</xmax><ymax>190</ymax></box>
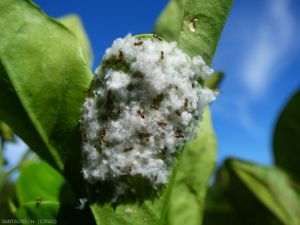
<box><xmin>81</xmin><ymin>34</ymin><xmax>216</xmax><ymax>191</ymax></box>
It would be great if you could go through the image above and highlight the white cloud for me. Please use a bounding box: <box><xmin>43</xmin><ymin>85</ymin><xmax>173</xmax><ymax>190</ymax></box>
<box><xmin>241</xmin><ymin>0</ymin><xmax>294</xmax><ymax>97</ymax></box>
<box><xmin>212</xmin><ymin>96</ymin><xmax>262</xmax><ymax>136</ymax></box>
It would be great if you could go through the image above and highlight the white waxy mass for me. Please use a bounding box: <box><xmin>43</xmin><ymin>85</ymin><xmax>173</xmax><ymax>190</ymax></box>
<box><xmin>81</xmin><ymin>34</ymin><xmax>216</xmax><ymax>188</ymax></box>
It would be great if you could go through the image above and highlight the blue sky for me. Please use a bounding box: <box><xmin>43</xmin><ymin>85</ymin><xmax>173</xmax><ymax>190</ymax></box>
<box><xmin>5</xmin><ymin>0</ymin><xmax>300</xmax><ymax>166</ymax></box>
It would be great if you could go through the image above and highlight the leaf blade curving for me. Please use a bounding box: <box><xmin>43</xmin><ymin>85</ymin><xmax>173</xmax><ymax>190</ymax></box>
<box><xmin>0</xmin><ymin>0</ymin><xmax>93</xmax><ymax>195</ymax></box>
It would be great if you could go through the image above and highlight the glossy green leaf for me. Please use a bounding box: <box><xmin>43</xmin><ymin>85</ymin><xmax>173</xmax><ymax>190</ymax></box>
<box><xmin>14</xmin><ymin>201</ymin><xmax>96</xmax><ymax>225</ymax></box>
<box><xmin>16</xmin><ymin>161</ymin><xmax>76</xmax><ymax>205</ymax></box>
<box><xmin>154</xmin><ymin>2</ymin><xmax>230</xmax><ymax>223</ymax></box>
<box><xmin>0</xmin><ymin>0</ymin><xmax>93</xmax><ymax>194</ymax></box>
<box><xmin>273</xmin><ymin>90</ymin><xmax>300</xmax><ymax>181</ymax></box>
<box><xmin>15</xmin><ymin>202</ymin><xmax>60</xmax><ymax>222</ymax></box>
<box><xmin>167</xmin><ymin>108</ymin><xmax>217</xmax><ymax>225</ymax></box>
<box><xmin>154</xmin><ymin>0</ymin><xmax>233</xmax><ymax>64</ymax></box>
<box><xmin>217</xmin><ymin>158</ymin><xmax>300</xmax><ymax>225</ymax></box>
<box><xmin>0</xmin><ymin>121</ymin><xmax>14</xmax><ymax>142</ymax></box>
<box><xmin>58</xmin><ymin>14</ymin><xmax>93</xmax><ymax>66</ymax></box>
<box><xmin>176</xmin><ymin>0</ymin><xmax>233</xmax><ymax>64</ymax></box>
<box><xmin>14</xmin><ymin>161</ymin><xmax>96</xmax><ymax>225</ymax></box>
<box><xmin>153</xmin><ymin>0</ymin><xmax>187</xmax><ymax>42</ymax></box>
<box><xmin>90</xmin><ymin>197</ymin><xmax>168</xmax><ymax>225</ymax></box>
<box><xmin>90</xmin><ymin>167</ymin><xmax>176</xmax><ymax>225</ymax></box>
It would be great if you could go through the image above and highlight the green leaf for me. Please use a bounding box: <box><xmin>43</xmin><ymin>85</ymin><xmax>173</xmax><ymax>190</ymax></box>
<box><xmin>90</xmin><ymin>197</ymin><xmax>168</xmax><ymax>225</ymax></box>
<box><xmin>153</xmin><ymin>0</ymin><xmax>187</xmax><ymax>42</ymax></box>
<box><xmin>16</xmin><ymin>161</ymin><xmax>76</xmax><ymax>205</ymax></box>
<box><xmin>204</xmin><ymin>71</ymin><xmax>224</xmax><ymax>89</ymax></box>
<box><xmin>202</xmin><ymin>168</ymin><xmax>243</xmax><ymax>225</ymax></box>
<box><xmin>58</xmin><ymin>14</ymin><xmax>93</xmax><ymax>67</ymax></box>
<box><xmin>167</xmin><ymin>108</ymin><xmax>217</xmax><ymax>225</ymax></box>
<box><xmin>154</xmin><ymin>3</ymin><xmax>232</xmax><ymax>222</ymax></box>
<box><xmin>154</xmin><ymin>3</ymin><xmax>231</xmax><ymax>224</ymax></box>
<box><xmin>15</xmin><ymin>202</ymin><xmax>60</xmax><ymax>222</ymax></box>
<box><xmin>14</xmin><ymin>161</ymin><xmax>96</xmax><ymax>225</ymax></box>
<box><xmin>202</xmin><ymin>190</ymin><xmax>242</xmax><ymax>225</ymax></box>
<box><xmin>0</xmin><ymin>0</ymin><xmax>93</xmax><ymax>194</ymax></box>
<box><xmin>273</xmin><ymin>90</ymin><xmax>300</xmax><ymax>182</ymax></box>
<box><xmin>14</xmin><ymin>201</ymin><xmax>96</xmax><ymax>225</ymax></box>
<box><xmin>217</xmin><ymin>158</ymin><xmax>300</xmax><ymax>225</ymax></box>
<box><xmin>154</xmin><ymin>0</ymin><xmax>233</xmax><ymax>64</ymax></box>
<box><xmin>90</xmin><ymin>168</ymin><xmax>177</xmax><ymax>225</ymax></box>
<box><xmin>0</xmin><ymin>121</ymin><xmax>14</xmax><ymax>142</ymax></box>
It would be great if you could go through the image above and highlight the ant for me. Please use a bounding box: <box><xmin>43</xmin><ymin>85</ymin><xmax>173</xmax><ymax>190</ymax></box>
<box><xmin>184</xmin><ymin>98</ymin><xmax>189</xmax><ymax>109</ymax></box>
<box><xmin>35</xmin><ymin>197</ymin><xmax>42</xmax><ymax>207</ymax></box>
<box><xmin>84</xmin><ymin>87</ymin><xmax>93</xmax><ymax>95</ymax></box>
<box><xmin>82</xmin><ymin>132</ymin><xmax>88</xmax><ymax>143</ymax></box>
<box><xmin>123</xmin><ymin>147</ymin><xmax>134</xmax><ymax>153</ymax></box>
<box><xmin>144</xmin><ymin>133</ymin><xmax>151</xmax><ymax>142</ymax></box>
<box><xmin>158</xmin><ymin>121</ymin><xmax>167</xmax><ymax>128</ymax></box>
<box><xmin>175</xmin><ymin>129</ymin><xmax>184</xmax><ymax>138</ymax></box>
<box><xmin>160</xmin><ymin>51</ymin><xmax>164</xmax><ymax>60</ymax></box>
<box><xmin>153</xmin><ymin>34</ymin><xmax>163</xmax><ymax>41</ymax></box>
<box><xmin>137</xmin><ymin>110</ymin><xmax>145</xmax><ymax>119</ymax></box>
<box><xmin>134</xmin><ymin>41</ymin><xmax>143</xmax><ymax>46</ymax></box>
<box><xmin>150</xmin><ymin>105</ymin><xmax>159</xmax><ymax>110</ymax></box>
